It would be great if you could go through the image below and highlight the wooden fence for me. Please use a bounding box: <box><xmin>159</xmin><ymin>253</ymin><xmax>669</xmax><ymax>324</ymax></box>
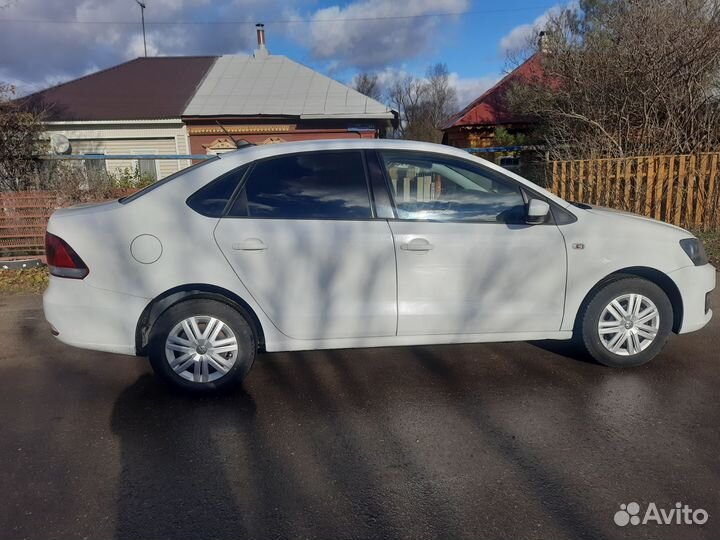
<box><xmin>549</xmin><ymin>153</ymin><xmax>720</xmax><ymax>231</ymax></box>
<box><xmin>0</xmin><ymin>190</ymin><xmax>137</xmax><ymax>260</ymax></box>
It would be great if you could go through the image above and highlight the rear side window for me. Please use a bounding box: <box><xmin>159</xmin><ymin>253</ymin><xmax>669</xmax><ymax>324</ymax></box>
<box><xmin>119</xmin><ymin>157</ymin><xmax>219</xmax><ymax>204</ymax></box>
<box><xmin>228</xmin><ymin>151</ymin><xmax>371</xmax><ymax>219</ymax></box>
<box><xmin>187</xmin><ymin>165</ymin><xmax>247</xmax><ymax>217</ymax></box>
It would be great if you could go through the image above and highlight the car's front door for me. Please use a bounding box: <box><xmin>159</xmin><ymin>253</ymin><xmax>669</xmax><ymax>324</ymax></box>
<box><xmin>377</xmin><ymin>150</ymin><xmax>567</xmax><ymax>336</ymax></box>
<box><xmin>214</xmin><ymin>150</ymin><xmax>397</xmax><ymax>340</ymax></box>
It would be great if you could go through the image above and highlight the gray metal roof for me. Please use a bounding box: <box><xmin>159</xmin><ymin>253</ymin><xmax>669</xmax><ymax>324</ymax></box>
<box><xmin>183</xmin><ymin>54</ymin><xmax>394</xmax><ymax>120</ymax></box>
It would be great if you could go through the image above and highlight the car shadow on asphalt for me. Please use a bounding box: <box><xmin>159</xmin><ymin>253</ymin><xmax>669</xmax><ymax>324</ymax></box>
<box><xmin>408</xmin><ymin>346</ymin><xmax>612</xmax><ymax>540</ymax></box>
<box><xmin>527</xmin><ymin>339</ymin><xmax>598</xmax><ymax>365</ymax></box>
<box><xmin>107</xmin><ymin>344</ymin><xmax>611</xmax><ymax>540</ymax></box>
<box><xmin>110</xmin><ymin>375</ymin><xmax>258</xmax><ymax>540</ymax></box>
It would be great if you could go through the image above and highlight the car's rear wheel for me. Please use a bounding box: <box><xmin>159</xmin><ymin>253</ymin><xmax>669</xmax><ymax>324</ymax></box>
<box><xmin>148</xmin><ymin>299</ymin><xmax>256</xmax><ymax>393</ymax></box>
<box><xmin>580</xmin><ymin>277</ymin><xmax>673</xmax><ymax>367</ymax></box>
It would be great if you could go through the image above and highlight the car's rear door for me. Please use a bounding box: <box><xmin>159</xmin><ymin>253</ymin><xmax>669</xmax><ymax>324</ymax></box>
<box><xmin>375</xmin><ymin>150</ymin><xmax>567</xmax><ymax>336</ymax></box>
<box><xmin>214</xmin><ymin>150</ymin><xmax>397</xmax><ymax>340</ymax></box>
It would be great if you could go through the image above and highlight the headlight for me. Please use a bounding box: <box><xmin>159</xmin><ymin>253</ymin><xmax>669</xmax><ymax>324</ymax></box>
<box><xmin>679</xmin><ymin>238</ymin><xmax>708</xmax><ymax>266</ymax></box>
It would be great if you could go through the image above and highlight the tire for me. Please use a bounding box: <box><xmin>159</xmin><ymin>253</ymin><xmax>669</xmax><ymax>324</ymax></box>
<box><xmin>579</xmin><ymin>276</ymin><xmax>673</xmax><ymax>368</ymax></box>
<box><xmin>148</xmin><ymin>299</ymin><xmax>256</xmax><ymax>393</ymax></box>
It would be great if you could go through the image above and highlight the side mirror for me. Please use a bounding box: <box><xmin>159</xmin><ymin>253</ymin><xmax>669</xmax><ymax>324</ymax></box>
<box><xmin>526</xmin><ymin>199</ymin><xmax>550</xmax><ymax>225</ymax></box>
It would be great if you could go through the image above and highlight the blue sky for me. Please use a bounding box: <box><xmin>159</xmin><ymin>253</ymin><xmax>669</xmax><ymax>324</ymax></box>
<box><xmin>0</xmin><ymin>0</ymin><xmax>560</xmax><ymax>107</ymax></box>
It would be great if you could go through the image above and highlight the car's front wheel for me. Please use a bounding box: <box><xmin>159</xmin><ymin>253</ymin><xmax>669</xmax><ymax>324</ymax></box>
<box><xmin>148</xmin><ymin>299</ymin><xmax>256</xmax><ymax>393</ymax></box>
<box><xmin>580</xmin><ymin>276</ymin><xmax>673</xmax><ymax>367</ymax></box>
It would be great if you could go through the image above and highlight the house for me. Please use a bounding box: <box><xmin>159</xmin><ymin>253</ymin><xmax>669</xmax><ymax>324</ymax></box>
<box><xmin>182</xmin><ymin>25</ymin><xmax>396</xmax><ymax>155</ymax></box>
<box><xmin>441</xmin><ymin>54</ymin><xmax>543</xmax><ymax>168</ymax></box>
<box><xmin>22</xmin><ymin>25</ymin><xmax>396</xmax><ymax>179</ymax></box>
<box><xmin>22</xmin><ymin>56</ymin><xmax>215</xmax><ymax>180</ymax></box>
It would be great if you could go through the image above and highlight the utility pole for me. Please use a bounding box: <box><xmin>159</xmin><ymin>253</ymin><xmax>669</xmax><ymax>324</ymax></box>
<box><xmin>135</xmin><ymin>0</ymin><xmax>147</xmax><ymax>57</ymax></box>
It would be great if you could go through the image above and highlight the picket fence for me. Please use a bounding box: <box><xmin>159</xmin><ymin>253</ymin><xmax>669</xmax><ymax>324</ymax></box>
<box><xmin>549</xmin><ymin>153</ymin><xmax>720</xmax><ymax>230</ymax></box>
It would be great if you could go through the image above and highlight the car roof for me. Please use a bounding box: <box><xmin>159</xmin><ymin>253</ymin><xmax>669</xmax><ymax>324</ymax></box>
<box><xmin>217</xmin><ymin>138</ymin><xmax>473</xmax><ymax>164</ymax></box>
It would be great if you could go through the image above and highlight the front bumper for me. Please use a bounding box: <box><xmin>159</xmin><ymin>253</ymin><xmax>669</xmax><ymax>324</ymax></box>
<box><xmin>43</xmin><ymin>276</ymin><xmax>149</xmax><ymax>356</ymax></box>
<box><xmin>668</xmin><ymin>263</ymin><xmax>716</xmax><ymax>334</ymax></box>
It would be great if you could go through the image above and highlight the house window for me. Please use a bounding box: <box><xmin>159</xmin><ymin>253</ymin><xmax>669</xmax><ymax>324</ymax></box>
<box><xmin>137</xmin><ymin>158</ymin><xmax>158</xmax><ymax>181</ymax></box>
<box><xmin>498</xmin><ymin>156</ymin><xmax>521</xmax><ymax>172</ymax></box>
<box><xmin>84</xmin><ymin>153</ymin><xmax>107</xmax><ymax>176</ymax></box>
<box><xmin>131</xmin><ymin>150</ymin><xmax>159</xmax><ymax>182</ymax></box>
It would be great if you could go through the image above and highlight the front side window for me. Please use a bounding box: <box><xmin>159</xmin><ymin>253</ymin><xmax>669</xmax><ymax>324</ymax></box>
<box><xmin>380</xmin><ymin>151</ymin><xmax>526</xmax><ymax>223</ymax></box>
<box><xmin>230</xmin><ymin>151</ymin><xmax>371</xmax><ymax>219</ymax></box>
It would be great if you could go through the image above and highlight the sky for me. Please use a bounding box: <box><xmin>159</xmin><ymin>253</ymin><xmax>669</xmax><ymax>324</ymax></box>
<box><xmin>0</xmin><ymin>0</ymin><xmax>562</xmax><ymax>109</ymax></box>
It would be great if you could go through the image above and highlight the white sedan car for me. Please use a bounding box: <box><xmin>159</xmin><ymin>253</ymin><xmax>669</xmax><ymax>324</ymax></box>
<box><xmin>43</xmin><ymin>139</ymin><xmax>715</xmax><ymax>392</ymax></box>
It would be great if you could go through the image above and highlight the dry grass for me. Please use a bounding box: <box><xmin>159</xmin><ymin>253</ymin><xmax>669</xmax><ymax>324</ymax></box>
<box><xmin>0</xmin><ymin>266</ymin><xmax>48</xmax><ymax>294</ymax></box>
<box><xmin>694</xmin><ymin>229</ymin><xmax>720</xmax><ymax>267</ymax></box>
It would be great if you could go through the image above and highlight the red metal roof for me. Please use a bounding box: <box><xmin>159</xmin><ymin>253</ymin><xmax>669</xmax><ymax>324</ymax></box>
<box><xmin>443</xmin><ymin>54</ymin><xmax>543</xmax><ymax>130</ymax></box>
<box><xmin>21</xmin><ymin>57</ymin><xmax>217</xmax><ymax>121</ymax></box>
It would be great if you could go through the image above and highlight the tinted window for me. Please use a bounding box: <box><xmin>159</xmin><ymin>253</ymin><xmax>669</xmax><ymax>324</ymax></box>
<box><xmin>380</xmin><ymin>151</ymin><xmax>526</xmax><ymax>223</ymax></box>
<box><xmin>186</xmin><ymin>165</ymin><xmax>247</xmax><ymax>217</ymax></box>
<box><xmin>119</xmin><ymin>157</ymin><xmax>219</xmax><ymax>204</ymax></box>
<box><xmin>231</xmin><ymin>151</ymin><xmax>371</xmax><ymax>219</ymax></box>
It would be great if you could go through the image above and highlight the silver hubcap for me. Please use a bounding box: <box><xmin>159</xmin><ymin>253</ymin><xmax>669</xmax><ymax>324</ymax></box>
<box><xmin>165</xmin><ymin>316</ymin><xmax>238</xmax><ymax>383</ymax></box>
<box><xmin>598</xmin><ymin>294</ymin><xmax>660</xmax><ymax>356</ymax></box>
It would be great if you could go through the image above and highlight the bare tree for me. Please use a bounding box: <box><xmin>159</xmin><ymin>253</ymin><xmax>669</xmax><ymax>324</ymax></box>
<box><xmin>353</xmin><ymin>72</ymin><xmax>383</xmax><ymax>101</ymax></box>
<box><xmin>0</xmin><ymin>83</ymin><xmax>46</xmax><ymax>191</ymax></box>
<box><xmin>506</xmin><ymin>0</ymin><xmax>720</xmax><ymax>159</ymax></box>
<box><xmin>386</xmin><ymin>63</ymin><xmax>458</xmax><ymax>142</ymax></box>
<box><xmin>425</xmin><ymin>63</ymin><xmax>457</xmax><ymax>135</ymax></box>
<box><xmin>387</xmin><ymin>75</ymin><xmax>428</xmax><ymax>139</ymax></box>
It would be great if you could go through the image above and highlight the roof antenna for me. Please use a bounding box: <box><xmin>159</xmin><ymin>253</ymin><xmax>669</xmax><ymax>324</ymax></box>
<box><xmin>215</xmin><ymin>121</ymin><xmax>253</xmax><ymax>149</ymax></box>
<box><xmin>135</xmin><ymin>0</ymin><xmax>147</xmax><ymax>57</ymax></box>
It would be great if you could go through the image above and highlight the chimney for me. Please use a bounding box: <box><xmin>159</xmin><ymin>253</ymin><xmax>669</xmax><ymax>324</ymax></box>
<box><xmin>537</xmin><ymin>30</ymin><xmax>549</xmax><ymax>54</ymax></box>
<box><xmin>255</xmin><ymin>23</ymin><xmax>269</xmax><ymax>57</ymax></box>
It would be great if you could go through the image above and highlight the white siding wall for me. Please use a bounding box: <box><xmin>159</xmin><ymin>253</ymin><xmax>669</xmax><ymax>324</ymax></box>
<box><xmin>44</xmin><ymin>121</ymin><xmax>191</xmax><ymax>180</ymax></box>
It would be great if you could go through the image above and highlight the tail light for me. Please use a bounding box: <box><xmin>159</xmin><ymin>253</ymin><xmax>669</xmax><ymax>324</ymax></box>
<box><xmin>45</xmin><ymin>232</ymin><xmax>89</xmax><ymax>279</ymax></box>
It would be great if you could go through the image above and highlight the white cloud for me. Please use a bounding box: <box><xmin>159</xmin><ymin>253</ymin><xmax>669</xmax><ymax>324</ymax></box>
<box><xmin>127</xmin><ymin>33</ymin><xmax>160</xmax><ymax>59</ymax></box>
<box><xmin>0</xmin><ymin>0</ymin><xmax>286</xmax><ymax>94</ymax></box>
<box><xmin>295</xmin><ymin>0</ymin><xmax>470</xmax><ymax>70</ymax></box>
<box><xmin>373</xmin><ymin>66</ymin><xmax>410</xmax><ymax>89</ymax></box>
<box><xmin>499</xmin><ymin>3</ymin><xmax>568</xmax><ymax>56</ymax></box>
<box><xmin>448</xmin><ymin>73</ymin><xmax>498</xmax><ymax>109</ymax></box>
<box><xmin>1</xmin><ymin>0</ymin><xmax>490</xmax><ymax>106</ymax></box>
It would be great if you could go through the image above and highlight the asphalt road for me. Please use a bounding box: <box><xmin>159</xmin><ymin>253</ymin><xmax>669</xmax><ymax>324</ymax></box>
<box><xmin>0</xmin><ymin>290</ymin><xmax>718</xmax><ymax>540</ymax></box>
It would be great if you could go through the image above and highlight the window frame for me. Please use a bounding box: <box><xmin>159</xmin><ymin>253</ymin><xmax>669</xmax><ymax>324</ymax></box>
<box><xmin>130</xmin><ymin>149</ymin><xmax>161</xmax><ymax>181</ymax></box>
<box><xmin>373</xmin><ymin>149</ymin><xmax>574</xmax><ymax>225</ymax></box>
<box><xmin>365</xmin><ymin>150</ymin><xmax>396</xmax><ymax>219</ymax></box>
<box><xmin>84</xmin><ymin>152</ymin><xmax>107</xmax><ymax>176</ymax></box>
<box><xmin>185</xmin><ymin>164</ymin><xmax>250</xmax><ymax>218</ymax></box>
<box><xmin>221</xmin><ymin>149</ymin><xmax>379</xmax><ymax>222</ymax></box>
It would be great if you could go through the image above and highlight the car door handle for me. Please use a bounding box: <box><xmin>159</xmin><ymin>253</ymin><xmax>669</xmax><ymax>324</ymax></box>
<box><xmin>400</xmin><ymin>238</ymin><xmax>434</xmax><ymax>251</ymax></box>
<box><xmin>232</xmin><ymin>238</ymin><xmax>267</xmax><ymax>251</ymax></box>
